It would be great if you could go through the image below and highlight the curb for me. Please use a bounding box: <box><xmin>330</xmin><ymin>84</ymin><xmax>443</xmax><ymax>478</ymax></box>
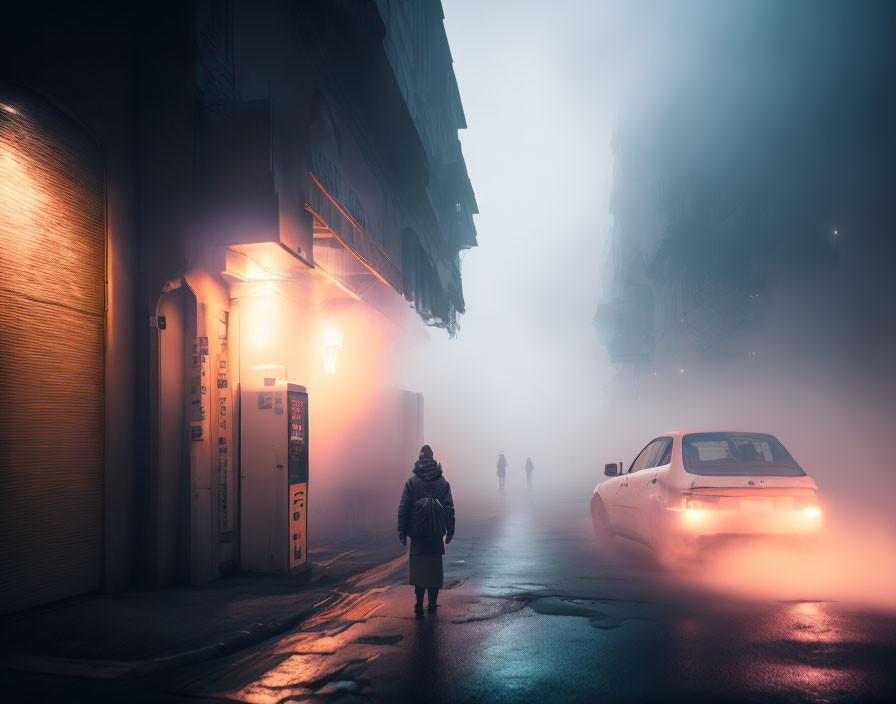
<box><xmin>0</xmin><ymin>593</ymin><xmax>337</xmax><ymax>681</ymax></box>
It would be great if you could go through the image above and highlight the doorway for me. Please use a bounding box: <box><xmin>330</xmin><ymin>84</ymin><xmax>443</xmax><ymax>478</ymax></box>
<box><xmin>152</xmin><ymin>283</ymin><xmax>197</xmax><ymax>584</ymax></box>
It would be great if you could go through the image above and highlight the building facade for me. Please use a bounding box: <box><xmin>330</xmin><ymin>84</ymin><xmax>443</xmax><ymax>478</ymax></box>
<box><xmin>595</xmin><ymin>1</ymin><xmax>896</xmax><ymax>380</ymax></box>
<box><xmin>0</xmin><ymin>0</ymin><xmax>476</xmax><ymax>613</ymax></box>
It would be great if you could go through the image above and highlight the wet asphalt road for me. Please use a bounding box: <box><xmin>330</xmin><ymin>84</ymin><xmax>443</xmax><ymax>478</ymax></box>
<box><xmin>10</xmin><ymin>490</ymin><xmax>896</xmax><ymax>702</ymax></box>
<box><xmin>153</xmin><ymin>489</ymin><xmax>896</xmax><ymax>703</ymax></box>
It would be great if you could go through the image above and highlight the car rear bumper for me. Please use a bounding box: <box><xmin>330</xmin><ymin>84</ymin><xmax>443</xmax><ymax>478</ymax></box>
<box><xmin>665</xmin><ymin>507</ymin><xmax>823</xmax><ymax>537</ymax></box>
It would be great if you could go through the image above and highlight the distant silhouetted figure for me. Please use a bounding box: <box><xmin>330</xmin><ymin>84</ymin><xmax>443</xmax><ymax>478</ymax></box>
<box><xmin>397</xmin><ymin>445</ymin><xmax>455</xmax><ymax>616</ymax></box>
<box><xmin>496</xmin><ymin>452</ymin><xmax>507</xmax><ymax>489</ymax></box>
<box><xmin>525</xmin><ymin>457</ymin><xmax>534</xmax><ymax>489</ymax></box>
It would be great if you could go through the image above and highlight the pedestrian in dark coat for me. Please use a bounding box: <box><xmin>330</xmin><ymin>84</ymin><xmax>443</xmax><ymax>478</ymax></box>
<box><xmin>397</xmin><ymin>445</ymin><xmax>455</xmax><ymax>615</ymax></box>
<box><xmin>496</xmin><ymin>452</ymin><xmax>507</xmax><ymax>489</ymax></box>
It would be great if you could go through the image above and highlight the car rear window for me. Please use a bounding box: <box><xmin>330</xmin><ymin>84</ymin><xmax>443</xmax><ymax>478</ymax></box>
<box><xmin>682</xmin><ymin>432</ymin><xmax>805</xmax><ymax>476</ymax></box>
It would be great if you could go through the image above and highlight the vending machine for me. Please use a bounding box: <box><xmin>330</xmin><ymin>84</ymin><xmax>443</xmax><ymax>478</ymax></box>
<box><xmin>240</xmin><ymin>381</ymin><xmax>309</xmax><ymax>574</ymax></box>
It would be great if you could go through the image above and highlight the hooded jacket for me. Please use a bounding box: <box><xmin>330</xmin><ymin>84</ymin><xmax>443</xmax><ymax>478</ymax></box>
<box><xmin>397</xmin><ymin>457</ymin><xmax>455</xmax><ymax>555</ymax></box>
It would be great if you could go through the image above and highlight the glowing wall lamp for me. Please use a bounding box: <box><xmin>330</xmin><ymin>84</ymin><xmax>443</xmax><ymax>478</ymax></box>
<box><xmin>322</xmin><ymin>323</ymin><xmax>342</xmax><ymax>375</ymax></box>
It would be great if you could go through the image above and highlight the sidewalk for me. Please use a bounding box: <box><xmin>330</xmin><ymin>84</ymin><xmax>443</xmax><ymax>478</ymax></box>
<box><xmin>0</xmin><ymin>536</ymin><xmax>405</xmax><ymax>680</ymax></box>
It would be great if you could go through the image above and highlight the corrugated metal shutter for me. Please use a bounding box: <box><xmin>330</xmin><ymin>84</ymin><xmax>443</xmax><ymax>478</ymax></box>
<box><xmin>0</xmin><ymin>89</ymin><xmax>105</xmax><ymax>614</ymax></box>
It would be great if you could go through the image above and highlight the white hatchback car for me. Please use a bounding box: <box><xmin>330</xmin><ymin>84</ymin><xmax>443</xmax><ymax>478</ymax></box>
<box><xmin>591</xmin><ymin>431</ymin><xmax>822</xmax><ymax>560</ymax></box>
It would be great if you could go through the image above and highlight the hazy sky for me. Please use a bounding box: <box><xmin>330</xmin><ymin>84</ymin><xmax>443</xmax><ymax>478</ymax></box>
<box><xmin>400</xmin><ymin>1</ymin><xmax>627</xmax><ymax>488</ymax></box>
<box><xmin>399</xmin><ymin>0</ymin><xmax>896</xmax><ymax>510</ymax></box>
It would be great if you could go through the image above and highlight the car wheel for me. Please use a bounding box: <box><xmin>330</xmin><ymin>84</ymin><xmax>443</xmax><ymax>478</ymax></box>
<box><xmin>591</xmin><ymin>498</ymin><xmax>612</xmax><ymax>542</ymax></box>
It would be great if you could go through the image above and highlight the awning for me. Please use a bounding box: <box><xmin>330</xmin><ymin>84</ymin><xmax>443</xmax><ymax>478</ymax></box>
<box><xmin>306</xmin><ymin>172</ymin><xmax>404</xmax><ymax>295</ymax></box>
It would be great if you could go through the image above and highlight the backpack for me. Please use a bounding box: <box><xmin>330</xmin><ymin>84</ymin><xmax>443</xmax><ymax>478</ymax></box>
<box><xmin>410</xmin><ymin>478</ymin><xmax>447</xmax><ymax>540</ymax></box>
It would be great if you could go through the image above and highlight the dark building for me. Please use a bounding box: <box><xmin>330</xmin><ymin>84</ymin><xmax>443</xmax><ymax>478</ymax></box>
<box><xmin>595</xmin><ymin>0</ymin><xmax>896</xmax><ymax>378</ymax></box>
<box><xmin>0</xmin><ymin>0</ymin><xmax>476</xmax><ymax>613</ymax></box>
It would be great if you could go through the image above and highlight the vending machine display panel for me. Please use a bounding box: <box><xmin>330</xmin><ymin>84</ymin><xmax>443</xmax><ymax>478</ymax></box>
<box><xmin>287</xmin><ymin>389</ymin><xmax>308</xmax><ymax>569</ymax></box>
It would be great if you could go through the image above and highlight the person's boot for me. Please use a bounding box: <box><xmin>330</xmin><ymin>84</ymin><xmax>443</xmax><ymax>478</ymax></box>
<box><xmin>427</xmin><ymin>589</ymin><xmax>439</xmax><ymax>613</ymax></box>
<box><xmin>414</xmin><ymin>602</ymin><xmax>424</xmax><ymax>616</ymax></box>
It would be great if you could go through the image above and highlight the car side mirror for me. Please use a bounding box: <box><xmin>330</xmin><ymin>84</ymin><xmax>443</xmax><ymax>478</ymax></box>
<box><xmin>604</xmin><ymin>462</ymin><xmax>619</xmax><ymax>477</ymax></box>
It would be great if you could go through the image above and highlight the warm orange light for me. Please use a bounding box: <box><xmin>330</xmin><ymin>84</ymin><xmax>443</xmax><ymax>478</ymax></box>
<box><xmin>248</xmin><ymin>289</ymin><xmax>276</xmax><ymax>347</ymax></box>
<box><xmin>684</xmin><ymin>509</ymin><xmax>703</xmax><ymax>521</ymax></box>
<box><xmin>253</xmin><ymin>285</ymin><xmax>276</xmax><ymax>300</ymax></box>
<box><xmin>803</xmin><ymin>506</ymin><xmax>822</xmax><ymax>519</ymax></box>
<box><xmin>254</xmin><ymin>324</ymin><xmax>270</xmax><ymax>346</ymax></box>
<box><xmin>322</xmin><ymin>322</ymin><xmax>342</xmax><ymax>374</ymax></box>
<box><xmin>0</xmin><ymin>132</ymin><xmax>53</xmax><ymax>237</ymax></box>
<box><xmin>323</xmin><ymin>348</ymin><xmax>337</xmax><ymax>375</ymax></box>
<box><xmin>254</xmin><ymin>296</ymin><xmax>273</xmax><ymax>314</ymax></box>
<box><xmin>323</xmin><ymin>326</ymin><xmax>341</xmax><ymax>348</ymax></box>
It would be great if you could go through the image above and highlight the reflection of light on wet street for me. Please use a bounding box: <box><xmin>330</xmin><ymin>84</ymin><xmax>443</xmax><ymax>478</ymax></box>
<box><xmin>667</xmin><ymin>598</ymin><xmax>894</xmax><ymax>702</ymax></box>
<box><xmin>478</xmin><ymin>503</ymin><xmax>543</xmax><ymax>595</ymax></box>
<box><xmin>210</xmin><ymin>587</ymin><xmax>393</xmax><ymax>702</ymax></box>
<box><xmin>185</xmin><ymin>493</ymin><xmax>896</xmax><ymax>703</ymax></box>
<box><xmin>790</xmin><ymin>601</ymin><xmax>835</xmax><ymax>643</ymax></box>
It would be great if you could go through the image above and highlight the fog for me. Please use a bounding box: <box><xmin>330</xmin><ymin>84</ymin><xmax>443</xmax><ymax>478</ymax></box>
<box><xmin>395</xmin><ymin>0</ymin><xmax>896</xmax><ymax>551</ymax></box>
<box><xmin>399</xmin><ymin>0</ymin><xmax>619</xmax><ymax>490</ymax></box>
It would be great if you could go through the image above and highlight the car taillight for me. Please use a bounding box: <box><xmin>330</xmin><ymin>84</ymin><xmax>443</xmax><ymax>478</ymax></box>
<box><xmin>792</xmin><ymin>494</ymin><xmax>819</xmax><ymax>509</ymax></box>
